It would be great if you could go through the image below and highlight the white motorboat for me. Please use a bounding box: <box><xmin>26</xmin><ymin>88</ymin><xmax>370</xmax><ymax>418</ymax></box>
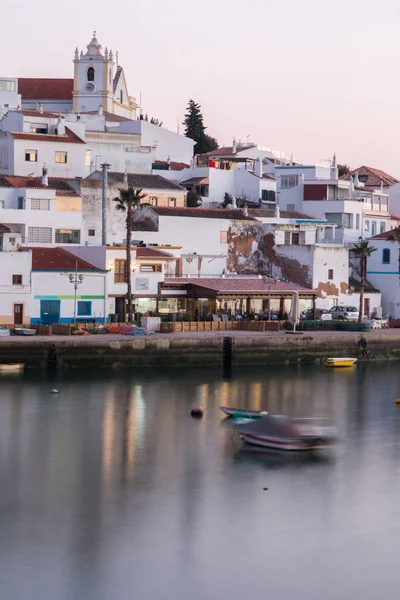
<box><xmin>237</xmin><ymin>414</ymin><xmax>336</xmax><ymax>451</ymax></box>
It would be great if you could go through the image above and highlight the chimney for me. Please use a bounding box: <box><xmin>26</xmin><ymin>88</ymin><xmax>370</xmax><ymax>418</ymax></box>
<box><xmin>255</xmin><ymin>157</ymin><xmax>263</xmax><ymax>178</ymax></box>
<box><xmin>42</xmin><ymin>164</ymin><xmax>48</xmax><ymax>187</ymax></box>
<box><xmin>354</xmin><ymin>173</ymin><xmax>360</xmax><ymax>188</ymax></box>
<box><xmin>243</xmin><ymin>203</ymin><xmax>248</xmax><ymax>217</ymax></box>
<box><xmin>56</xmin><ymin>115</ymin><xmax>65</xmax><ymax>136</ymax></box>
<box><xmin>38</xmin><ymin>102</ymin><xmax>44</xmax><ymax>114</ymax></box>
<box><xmin>98</xmin><ymin>105</ymin><xmax>104</xmax><ymax>116</ymax></box>
<box><xmin>167</xmin><ymin>155</ymin><xmax>171</xmax><ymax>166</ymax></box>
<box><xmin>330</xmin><ymin>152</ymin><xmax>338</xmax><ymax>180</ymax></box>
<box><xmin>123</xmin><ymin>171</ymin><xmax>128</xmax><ymax>186</ymax></box>
<box><xmin>232</xmin><ymin>137</ymin><xmax>237</xmax><ymax>154</ymax></box>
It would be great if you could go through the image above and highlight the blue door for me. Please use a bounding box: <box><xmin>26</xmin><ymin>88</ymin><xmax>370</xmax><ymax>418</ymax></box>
<box><xmin>40</xmin><ymin>300</ymin><xmax>60</xmax><ymax>324</ymax></box>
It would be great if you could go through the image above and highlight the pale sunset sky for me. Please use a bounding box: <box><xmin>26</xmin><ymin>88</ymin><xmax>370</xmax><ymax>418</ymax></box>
<box><xmin>4</xmin><ymin>0</ymin><xmax>400</xmax><ymax>174</ymax></box>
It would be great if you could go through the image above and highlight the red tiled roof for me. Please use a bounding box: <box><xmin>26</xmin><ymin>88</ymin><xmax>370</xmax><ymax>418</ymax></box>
<box><xmin>340</xmin><ymin>166</ymin><xmax>399</xmax><ymax>187</ymax></box>
<box><xmin>370</xmin><ymin>229</ymin><xmax>399</xmax><ymax>240</ymax></box>
<box><xmin>136</xmin><ymin>247</ymin><xmax>173</xmax><ymax>259</ymax></box>
<box><xmin>29</xmin><ymin>247</ymin><xmax>101</xmax><ymax>271</ymax></box>
<box><xmin>0</xmin><ymin>175</ymin><xmax>77</xmax><ymax>194</ymax></box>
<box><xmin>154</xmin><ymin>160</ymin><xmax>189</xmax><ymax>171</ymax></box>
<box><xmin>204</xmin><ymin>144</ymin><xmax>255</xmax><ymax>157</ymax></box>
<box><xmin>180</xmin><ymin>176</ymin><xmax>209</xmax><ymax>186</ymax></box>
<box><xmin>391</xmin><ymin>215</ymin><xmax>400</xmax><ymax>221</ymax></box>
<box><xmin>83</xmin><ymin>110</ymin><xmax>133</xmax><ymax>122</ymax></box>
<box><xmin>165</xmin><ymin>277</ymin><xmax>313</xmax><ymax>294</ymax></box>
<box><xmin>20</xmin><ymin>109</ymin><xmax>59</xmax><ymax>118</ymax></box>
<box><xmin>10</xmin><ymin>126</ymin><xmax>85</xmax><ymax>144</ymax></box>
<box><xmin>18</xmin><ymin>78</ymin><xmax>73</xmax><ymax>100</ymax></box>
<box><xmin>152</xmin><ymin>207</ymin><xmax>255</xmax><ymax>220</ymax></box>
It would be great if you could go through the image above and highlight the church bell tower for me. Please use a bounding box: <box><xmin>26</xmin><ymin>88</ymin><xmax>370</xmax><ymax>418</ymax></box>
<box><xmin>72</xmin><ymin>32</ymin><xmax>115</xmax><ymax>114</ymax></box>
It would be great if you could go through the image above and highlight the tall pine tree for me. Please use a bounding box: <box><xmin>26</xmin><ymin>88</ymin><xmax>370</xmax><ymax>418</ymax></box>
<box><xmin>183</xmin><ymin>99</ymin><xmax>218</xmax><ymax>154</ymax></box>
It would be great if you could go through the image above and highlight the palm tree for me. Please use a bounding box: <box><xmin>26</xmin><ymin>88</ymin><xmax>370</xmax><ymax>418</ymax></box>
<box><xmin>387</xmin><ymin>226</ymin><xmax>400</xmax><ymax>242</ymax></box>
<box><xmin>352</xmin><ymin>240</ymin><xmax>377</xmax><ymax>322</ymax></box>
<box><xmin>114</xmin><ymin>187</ymin><xmax>146</xmax><ymax>322</ymax></box>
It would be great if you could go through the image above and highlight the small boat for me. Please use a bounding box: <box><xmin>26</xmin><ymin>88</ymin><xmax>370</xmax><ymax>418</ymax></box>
<box><xmin>220</xmin><ymin>406</ymin><xmax>268</xmax><ymax>419</ymax></box>
<box><xmin>14</xmin><ymin>328</ymin><xmax>36</xmax><ymax>336</ymax></box>
<box><xmin>324</xmin><ymin>357</ymin><xmax>357</xmax><ymax>368</ymax></box>
<box><xmin>237</xmin><ymin>414</ymin><xmax>336</xmax><ymax>451</ymax></box>
<box><xmin>0</xmin><ymin>363</ymin><xmax>24</xmax><ymax>372</ymax></box>
<box><xmin>0</xmin><ymin>328</ymin><xmax>10</xmax><ymax>337</ymax></box>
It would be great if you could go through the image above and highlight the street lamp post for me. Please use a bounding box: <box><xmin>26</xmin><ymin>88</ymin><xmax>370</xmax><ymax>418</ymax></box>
<box><xmin>68</xmin><ymin>264</ymin><xmax>84</xmax><ymax>325</ymax></box>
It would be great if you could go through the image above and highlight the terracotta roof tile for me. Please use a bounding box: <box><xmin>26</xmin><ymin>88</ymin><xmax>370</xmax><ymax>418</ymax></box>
<box><xmin>370</xmin><ymin>229</ymin><xmax>399</xmax><ymax>239</ymax></box>
<box><xmin>83</xmin><ymin>110</ymin><xmax>133</xmax><ymax>122</ymax></box>
<box><xmin>0</xmin><ymin>175</ymin><xmax>77</xmax><ymax>193</ymax></box>
<box><xmin>18</xmin><ymin>78</ymin><xmax>73</xmax><ymax>100</ymax></box>
<box><xmin>165</xmin><ymin>277</ymin><xmax>313</xmax><ymax>294</ymax></box>
<box><xmin>152</xmin><ymin>207</ymin><xmax>255</xmax><ymax>220</ymax></box>
<box><xmin>107</xmin><ymin>172</ymin><xmax>184</xmax><ymax>191</ymax></box>
<box><xmin>203</xmin><ymin>144</ymin><xmax>255</xmax><ymax>157</ymax></box>
<box><xmin>10</xmin><ymin>126</ymin><xmax>85</xmax><ymax>144</ymax></box>
<box><xmin>340</xmin><ymin>166</ymin><xmax>399</xmax><ymax>187</ymax></box>
<box><xmin>29</xmin><ymin>247</ymin><xmax>101</xmax><ymax>271</ymax></box>
<box><xmin>20</xmin><ymin>109</ymin><xmax>60</xmax><ymax>118</ymax></box>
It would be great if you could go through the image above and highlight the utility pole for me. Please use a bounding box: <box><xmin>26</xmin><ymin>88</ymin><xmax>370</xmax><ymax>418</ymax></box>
<box><xmin>101</xmin><ymin>162</ymin><xmax>111</xmax><ymax>246</ymax></box>
<box><xmin>68</xmin><ymin>262</ymin><xmax>84</xmax><ymax>325</ymax></box>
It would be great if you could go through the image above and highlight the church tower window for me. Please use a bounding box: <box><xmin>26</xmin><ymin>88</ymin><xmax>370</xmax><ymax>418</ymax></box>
<box><xmin>109</xmin><ymin>69</ymin><xmax>112</xmax><ymax>85</ymax></box>
<box><xmin>120</xmin><ymin>90</ymin><xmax>123</xmax><ymax>104</ymax></box>
<box><xmin>87</xmin><ymin>67</ymin><xmax>95</xmax><ymax>82</ymax></box>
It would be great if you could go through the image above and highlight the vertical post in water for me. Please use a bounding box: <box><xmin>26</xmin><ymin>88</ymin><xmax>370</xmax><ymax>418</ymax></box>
<box><xmin>101</xmin><ymin>162</ymin><xmax>110</xmax><ymax>246</ymax></box>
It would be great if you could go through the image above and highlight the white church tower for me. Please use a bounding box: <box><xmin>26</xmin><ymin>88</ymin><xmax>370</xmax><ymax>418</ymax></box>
<box><xmin>72</xmin><ymin>32</ymin><xmax>137</xmax><ymax>119</ymax></box>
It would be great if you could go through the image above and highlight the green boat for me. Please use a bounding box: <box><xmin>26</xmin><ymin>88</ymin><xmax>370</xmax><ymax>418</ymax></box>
<box><xmin>219</xmin><ymin>406</ymin><xmax>268</xmax><ymax>419</ymax></box>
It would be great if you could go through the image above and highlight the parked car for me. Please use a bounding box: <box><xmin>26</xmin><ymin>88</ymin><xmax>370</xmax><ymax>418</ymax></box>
<box><xmin>329</xmin><ymin>306</ymin><xmax>359</xmax><ymax>321</ymax></box>
<box><xmin>300</xmin><ymin>309</ymin><xmax>332</xmax><ymax>321</ymax></box>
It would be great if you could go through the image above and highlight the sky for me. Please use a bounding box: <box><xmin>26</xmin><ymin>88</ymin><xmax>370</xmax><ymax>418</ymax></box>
<box><xmin>3</xmin><ymin>0</ymin><xmax>400</xmax><ymax>175</ymax></box>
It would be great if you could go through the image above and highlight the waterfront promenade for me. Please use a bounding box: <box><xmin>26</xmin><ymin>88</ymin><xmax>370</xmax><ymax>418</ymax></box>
<box><xmin>0</xmin><ymin>328</ymin><xmax>399</xmax><ymax>369</ymax></box>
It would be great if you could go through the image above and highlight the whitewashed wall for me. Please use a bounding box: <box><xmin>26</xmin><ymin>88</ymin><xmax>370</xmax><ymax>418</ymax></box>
<box><xmin>366</xmin><ymin>239</ymin><xmax>400</xmax><ymax>318</ymax></box>
<box><xmin>0</xmin><ymin>250</ymin><xmax>32</xmax><ymax>323</ymax></box>
<box><xmin>30</xmin><ymin>271</ymin><xmax>107</xmax><ymax>323</ymax></box>
<box><xmin>120</xmin><ymin>120</ymin><xmax>195</xmax><ymax>164</ymax></box>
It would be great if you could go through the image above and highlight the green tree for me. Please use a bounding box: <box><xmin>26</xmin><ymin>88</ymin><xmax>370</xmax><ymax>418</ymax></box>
<box><xmin>338</xmin><ymin>164</ymin><xmax>350</xmax><ymax>177</ymax></box>
<box><xmin>186</xmin><ymin>190</ymin><xmax>201</xmax><ymax>207</ymax></box>
<box><xmin>114</xmin><ymin>187</ymin><xmax>146</xmax><ymax>322</ymax></box>
<box><xmin>182</xmin><ymin>99</ymin><xmax>218</xmax><ymax>154</ymax></box>
<box><xmin>352</xmin><ymin>240</ymin><xmax>377</xmax><ymax>322</ymax></box>
<box><xmin>387</xmin><ymin>226</ymin><xmax>400</xmax><ymax>242</ymax></box>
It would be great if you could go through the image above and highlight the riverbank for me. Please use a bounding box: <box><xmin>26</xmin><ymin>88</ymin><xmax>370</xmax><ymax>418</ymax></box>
<box><xmin>1</xmin><ymin>329</ymin><xmax>400</xmax><ymax>369</ymax></box>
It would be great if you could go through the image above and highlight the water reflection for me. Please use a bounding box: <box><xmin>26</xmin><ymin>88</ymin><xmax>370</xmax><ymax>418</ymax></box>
<box><xmin>0</xmin><ymin>364</ymin><xmax>399</xmax><ymax>598</ymax></box>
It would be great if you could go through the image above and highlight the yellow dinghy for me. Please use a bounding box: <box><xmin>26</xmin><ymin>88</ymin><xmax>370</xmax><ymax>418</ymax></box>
<box><xmin>324</xmin><ymin>357</ymin><xmax>357</xmax><ymax>368</ymax></box>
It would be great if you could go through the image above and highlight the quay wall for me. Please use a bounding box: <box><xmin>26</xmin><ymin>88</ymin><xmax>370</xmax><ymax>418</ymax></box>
<box><xmin>0</xmin><ymin>333</ymin><xmax>399</xmax><ymax>369</ymax></box>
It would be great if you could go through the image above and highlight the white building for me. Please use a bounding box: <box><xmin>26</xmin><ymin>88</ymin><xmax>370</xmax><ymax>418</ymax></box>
<box><xmin>81</xmin><ymin>172</ymin><xmax>187</xmax><ymax>246</ymax></box>
<box><xmin>11</xmin><ymin>33</ymin><xmax>195</xmax><ymax>166</ymax></box>
<box><xmin>0</xmin><ymin>110</ymin><xmax>87</xmax><ymax>178</ymax></box>
<box><xmin>67</xmin><ymin>245</ymin><xmax>181</xmax><ymax>320</ymax></box>
<box><xmin>0</xmin><ymin>245</ymin><xmax>32</xmax><ymax>324</ymax></box>
<box><xmin>366</xmin><ymin>230</ymin><xmax>400</xmax><ymax>319</ymax></box>
<box><xmin>270</xmin><ymin>159</ymin><xmax>392</xmax><ymax>243</ymax></box>
<box><xmin>0</xmin><ymin>174</ymin><xmax>83</xmax><ymax>246</ymax></box>
<box><xmin>29</xmin><ymin>247</ymin><xmax>108</xmax><ymax>324</ymax></box>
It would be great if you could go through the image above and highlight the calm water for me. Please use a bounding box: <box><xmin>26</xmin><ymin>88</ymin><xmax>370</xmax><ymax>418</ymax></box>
<box><xmin>0</xmin><ymin>364</ymin><xmax>400</xmax><ymax>599</ymax></box>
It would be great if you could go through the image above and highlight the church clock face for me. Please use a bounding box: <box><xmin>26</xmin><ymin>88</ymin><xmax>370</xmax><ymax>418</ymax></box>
<box><xmin>85</xmin><ymin>82</ymin><xmax>95</xmax><ymax>93</ymax></box>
